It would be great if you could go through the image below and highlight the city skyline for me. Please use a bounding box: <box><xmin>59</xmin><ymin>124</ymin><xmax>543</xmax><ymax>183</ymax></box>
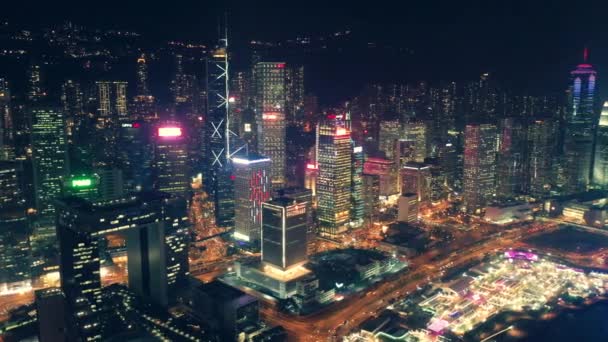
<box><xmin>2</xmin><ymin>3</ymin><xmax>608</xmax><ymax>342</ymax></box>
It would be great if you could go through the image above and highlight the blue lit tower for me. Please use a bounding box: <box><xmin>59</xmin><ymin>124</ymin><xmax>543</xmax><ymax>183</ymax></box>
<box><xmin>564</xmin><ymin>49</ymin><xmax>597</xmax><ymax>194</ymax></box>
<box><xmin>205</xmin><ymin>24</ymin><xmax>237</xmax><ymax>227</ymax></box>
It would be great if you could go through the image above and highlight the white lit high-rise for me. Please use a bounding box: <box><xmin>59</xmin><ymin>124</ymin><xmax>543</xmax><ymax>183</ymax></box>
<box><xmin>316</xmin><ymin>115</ymin><xmax>351</xmax><ymax>236</ymax></box>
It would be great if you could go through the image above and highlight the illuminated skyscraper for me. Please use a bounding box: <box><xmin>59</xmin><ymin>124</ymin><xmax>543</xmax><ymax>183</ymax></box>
<box><xmin>27</xmin><ymin>64</ymin><xmax>46</xmax><ymax>102</ymax></box>
<box><xmin>528</xmin><ymin>118</ymin><xmax>555</xmax><ymax>198</ymax></box>
<box><xmin>351</xmin><ymin>145</ymin><xmax>365</xmax><ymax>228</ymax></box>
<box><xmin>463</xmin><ymin>123</ymin><xmax>497</xmax><ymax>213</ymax></box>
<box><xmin>0</xmin><ymin>79</ymin><xmax>14</xmax><ymax>160</ymax></box>
<box><xmin>316</xmin><ymin>117</ymin><xmax>351</xmax><ymax>236</ymax></box>
<box><xmin>255</xmin><ymin>62</ymin><xmax>287</xmax><ymax>187</ymax></box>
<box><xmin>403</xmin><ymin>121</ymin><xmax>428</xmax><ymax>162</ymax></box>
<box><xmin>593</xmin><ymin>102</ymin><xmax>608</xmax><ymax>188</ymax></box>
<box><xmin>261</xmin><ymin>197</ymin><xmax>308</xmax><ymax>270</ymax></box>
<box><xmin>31</xmin><ymin>107</ymin><xmax>69</xmax><ymax>224</ymax></box>
<box><xmin>117</xmin><ymin>121</ymin><xmax>153</xmax><ymax>192</ymax></box>
<box><xmin>496</xmin><ymin>118</ymin><xmax>526</xmax><ymax>199</ymax></box>
<box><xmin>96</xmin><ymin>81</ymin><xmax>128</xmax><ymax>117</ymax></box>
<box><xmin>153</xmin><ymin>124</ymin><xmax>189</xmax><ymax>197</ymax></box>
<box><xmin>285</xmin><ymin>65</ymin><xmax>305</xmax><ymax>125</ymax></box>
<box><xmin>233</xmin><ymin>154</ymin><xmax>272</xmax><ymax>246</ymax></box>
<box><xmin>401</xmin><ymin>161</ymin><xmax>431</xmax><ymax>205</ymax></box>
<box><xmin>0</xmin><ymin>161</ymin><xmax>31</xmax><ymax>289</ymax></box>
<box><xmin>132</xmin><ymin>54</ymin><xmax>156</xmax><ymax>121</ymax></box>
<box><xmin>136</xmin><ymin>54</ymin><xmax>150</xmax><ymax>96</ymax></box>
<box><xmin>56</xmin><ymin>192</ymin><xmax>190</xmax><ymax>338</ymax></box>
<box><xmin>564</xmin><ymin>50</ymin><xmax>597</xmax><ymax>194</ymax></box>
<box><xmin>379</xmin><ymin>120</ymin><xmax>401</xmax><ymax>159</ymax></box>
<box><xmin>205</xmin><ymin>38</ymin><xmax>235</xmax><ymax>227</ymax></box>
<box><xmin>60</xmin><ymin>80</ymin><xmax>84</xmax><ymax>118</ymax></box>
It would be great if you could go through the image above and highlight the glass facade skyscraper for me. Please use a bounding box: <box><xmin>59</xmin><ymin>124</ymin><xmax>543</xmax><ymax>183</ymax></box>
<box><xmin>463</xmin><ymin>123</ymin><xmax>497</xmax><ymax>213</ymax></box>
<box><xmin>255</xmin><ymin>62</ymin><xmax>287</xmax><ymax>188</ymax></box>
<box><xmin>31</xmin><ymin>107</ymin><xmax>68</xmax><ymax>230</ymax></box>
<box><xmin>154</xmin><ymin>124</ymin><xmax>189</xmax><ymax>197</ymax></box>
<box><xmin>233</xmin><ymin>154</ymin><xmax>272</xmax><ymax>246</ymax></box>
<box><xmin>261</xmin><ymin>197</ymin><xmax>308</xmax><ymax>270</ymax></box>
<box><xmin>564</xmin><ymin>56</ymin><xmax>597</xmax><ymax>194</ymax></box>
<box><xmin>316</xmin><ymin>117</ymin><xmax>351</xmax><ymax>236</ymax></box>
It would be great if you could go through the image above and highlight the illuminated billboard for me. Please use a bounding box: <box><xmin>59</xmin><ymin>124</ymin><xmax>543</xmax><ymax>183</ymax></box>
<box><xmin>71</xmin><ymin>178</ymin><xmax>93</xmax><ymax>188</ymax></box>
<box><xmin>158</xmin><ymin>127</ymin><xmax>182</xmax><ymax>137</ymax></box>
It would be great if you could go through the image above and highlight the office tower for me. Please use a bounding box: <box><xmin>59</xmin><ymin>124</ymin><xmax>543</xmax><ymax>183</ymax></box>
<box><xmin>398</xmin><ymin>193</ymin><xmax>419</xmax><ymax>223</ymax></box>
<box><xmin>594</xmin><ymin>102</ymin><xmax>608</xmax><ymax>188</ymax></box>
<box><xmin>432</xmin><ymin>81</ymin><xmax>457</xmax><ymax>139</ymax></box>
<box><xmin>27</xmin><ymin>63</ymin><xmax>46</xmax><ymax>102</ymax></box>
<box><xmin>303</xmin><ymin>95</ymin><xmax>318</xmax><ymax>132</ymax></box>
<box><xmin>0</xmin><ymin>158</ymin><xmax>31</xmax><ymax>274</ymax></box>
<box><xmin>281</xmin><ymin>187</ymin><xmax>314</xmax><ymax>252</ymax></box>
<box><xmin>255</xmin><ymin>62</ymin><xmax>287</xmax><ymax>187</ymax></box>
<box><xmin>117</xmin><ymin>121</ymin><xmax>153</xmax><ymax>192</ymax></box>
<box><xmin>132</xmin><ymin>54</ymin><xmax>156</xmax><ymax>121</ymax></box>
<box><xmin>56</xmin><ymin>192</ymin><xmax>190</xmax><ymax>314</ymax></box>
<box><xmin>528</xmin><ymin>118</ymin><xmax>555</xmax><ymax>198</ymax></box>
<box><xmin>96</xmin><ymin>81</ymin><xmax>128</xmax><ymax>117</ymax></box>
<box><xmin>394</xmin><ymin>139</ymin><xmax>417</xmax><ymax>168</ymax></box>
<box><xmin>351</xmin><ymin>145</ymin><xmax>365</xmax><ymax>228</ymax></box>
<box><xmin>233</xmin><ymin>154</ymin><xmax>272</xmax><ymax>246</ymax></box>
<box><xmin>285</xmin><ymin>65</ymin><xmax>305</xmax><ymax>125</ymax></box>
<box><xmin>316</xmin><ymin>118</ymin><xmax>351</xmax><ymax>236</ymax></box>
<box><xmin>401</xmin><ymin>161</ymin><xmax>431</xmax><ymax>205</ymax></box>
<box><xmin>304</xmin><ymin>162</ymin><xmax>318</xmax><ymax>200</ymax></box>
<box><xmin>496</xmin><ymin>118</ymin><xmax>526</xmax><ymax>199</ymax></box>
<box><xmin>437</xmin><ymin>134</ymin><xmax>459</xmax><ymax>191</ymax></box>
<box><xmin>153</xmin><ymin>124</ymin><xmax>189</xmax><ymax>197</ymax></box>
<box><xmin>62</xmin><ymin>174</ymin><xmax>100</xmax><ymax>201</ymax></box>
<box><xmin>424</xmin><ymin>158</ymin><xmax>446</xmax><ymax>202</ymax></box>
<box><xmin>93</xmin><ymin>167</ymin><xmax>124</xmax><ymax>200</ymax></box>
<box><xmin>136</xmin><ymin>54</ymin><xmax>150</xmax><ymax>96</ymax></box>
<box><xmin>379</xmin><ymin>120</ymin><xmax>401</xmax><ymax>159</ymax></box>
<box><xmin>364</xmin><ymin>157</ymin><xmax>399</xmax><ymax>197</ymax></box>
<box><xmin>403</xmin><ymin>121</ymin><xmax>428</xmax><ymax>162</ymax></box>
<box><xmin>56</xmin><ymin>203</ymin><xmax>103</xmax><ymax>341</ymax></box>
<box><xmin>564</xmin><ymin>51</ymin><xmax>597</xmax><ymax>194</ymax></box>
<box><xmin>463</xmin><ymin>123</ymin><xmax>497</xmax><ymax>213</ymax></box>
<box><xmin>205</xmin><ymin>41</ymin><xmax>235</xmax><ymax>227</ymax></box>
<box><xmin>35</xmin><ymin>288</ymin><xmax>67</xmax><ymax>342</ymax></box>
<box><xmin>61</xmin><ymin>80</ymin><xmax>84</xmax><ymax>118</ymax></box>
<box><xmin>362</xmin><ymin>174</ymin><xmax>380</xmax><ymax>220</ymax></box>
<box><xmin>0</xmin><ymin>79</ymin><xmax>13</xmax><ymax>160</ymax></box>
<box><xmin>0</xmin><ymin>161</ymin><xmax>25</xmax><ymax>208</ymax></box>
<box><xmin>31</xmin><ymin>107</ymin><xmax>69</xmax><ymax>224</ymax></box>
<box><xmin>261</xmin><ymin>197</ymin><xmax>308</xmax><ymax>269</ymax></box>
<box><xmin>191</xmin><ymin>281</ymin><xmax>259</xmax><ymax>341</ymax></box>
<box><xmin>170</xmin><ymin>54</ymin><xmax>199</xmax><ymax>108</ymax></box>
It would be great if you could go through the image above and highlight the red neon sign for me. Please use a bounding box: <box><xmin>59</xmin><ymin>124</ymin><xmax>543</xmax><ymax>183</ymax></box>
<box><xmin>158</xmin><ymin>127</ymin><xmax>182</xmax><ymax>137</ymax></box>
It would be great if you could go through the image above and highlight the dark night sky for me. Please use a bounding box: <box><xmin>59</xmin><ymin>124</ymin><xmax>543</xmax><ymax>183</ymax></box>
<box><xmin>5</xmin><ymin>0</ymin><xmax>608</xmax><ymax>98</ymax></box>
